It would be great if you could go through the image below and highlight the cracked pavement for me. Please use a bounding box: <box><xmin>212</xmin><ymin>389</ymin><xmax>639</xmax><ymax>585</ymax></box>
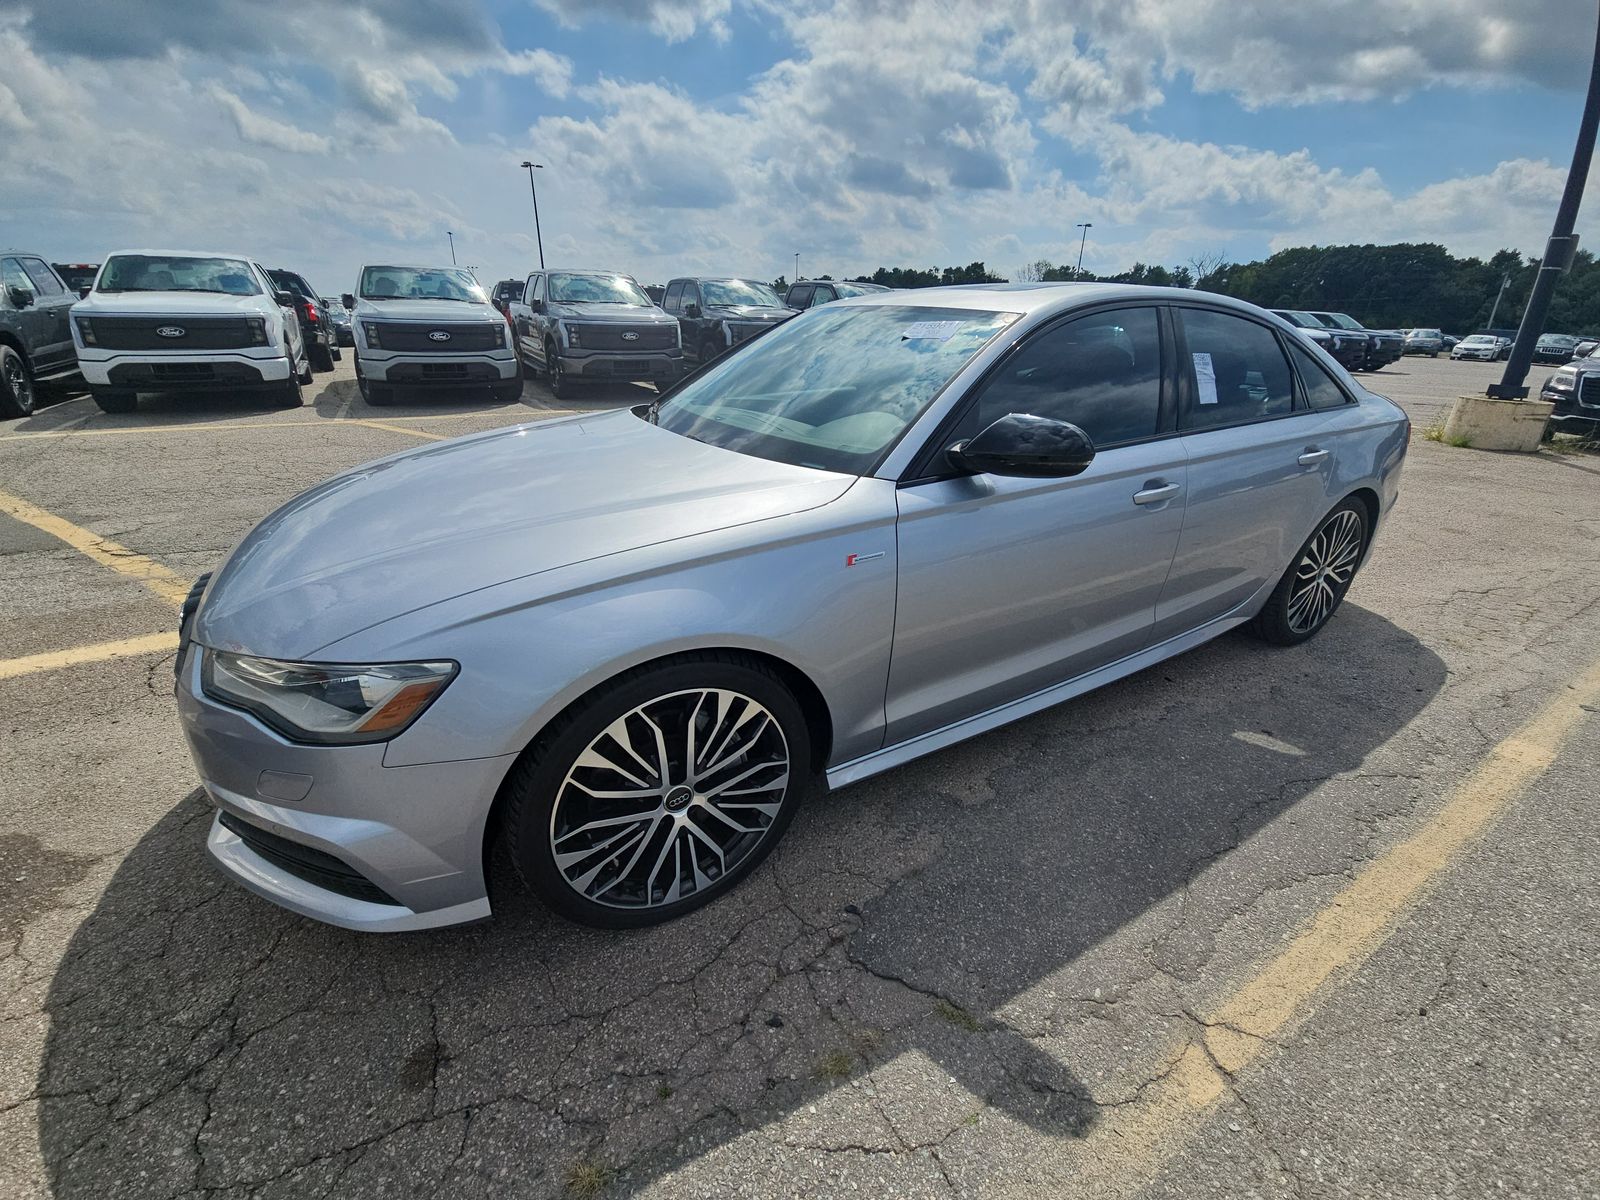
<box><xmin>2</xmin><ymin>356</ymin><xmax>1598</xmax><ymax>1198</ymax></box>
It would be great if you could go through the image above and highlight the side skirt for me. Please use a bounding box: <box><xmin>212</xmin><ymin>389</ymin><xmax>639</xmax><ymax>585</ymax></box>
<box><xmin>825</xmin><ymin>608</ymin><xmax>1253</xmax><ymax>791</ymax></box>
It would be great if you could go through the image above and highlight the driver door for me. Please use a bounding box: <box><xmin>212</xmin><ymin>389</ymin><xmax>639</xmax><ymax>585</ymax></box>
<box><xmin>885</xmin><ymin>305</ymin><xmax>1187</xmax><ymax>742</ymax></box>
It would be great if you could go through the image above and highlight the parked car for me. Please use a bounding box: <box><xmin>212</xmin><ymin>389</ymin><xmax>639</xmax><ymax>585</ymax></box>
<box><xmin>662</xmin><ymin>277</ymin><xmax>797</xmax><ymax>367</ymax></box>
<box><xmin>1</xmin><ymin>252</ymin><xmax>81</xmax><ymax>417</ymax></box>
<box><xmin>175</xmin><ymin>283</ymin><xmax>1407</xmax><ymax>932</ymax></box>
<box><xmin>1473</xmin><ymin>328</ymin><xmax>1517</xmax><ymax>360</ymax></box>
<box><xmin>644</xmin><ymin>284</ymin><xmax>665</xmax><ymax>305</ymax></box>
<box><xmin>71</xmin><ymin>250</ymin><xmax>310</xmax><ymax>414</ymax></box>
<box><xmin>52</xmin><ymin>262</ymin><xmax>100</xmax><ymax>298</ymax></box>
<box><xmin>490</xmin><ymin>278</ymin><xmax>523</xmax><ymax>317</ymax></box>
<box><xmin>1307</xmin><ymin>312</ymin><xmax>1404</xmax><ymax>370</ymax></box>
<box><xmin>1540</xmin><ymin>349</ymin><xmax>1600</xmax><ymax>438</ymax></box>
<box><xmin>1573</xmin><ymin>337</ymin><xmax>1600</xmax><ymax>360</ymax></box>
<box><xmin>1270</xmin><ymin>309</ymin><xmax>1367</xmax><ymax>371</ymax></box>
<box><xmin>267</xmin><ymin>268</ymin><xmax>339</xmax><ymax>372</ymax></box>
<box><xmin>1442</xmin><ymin>334</ymin><xmax>1461</xmax><ymax>352</ymax></box>
<box><xmin>783</xmin><ymin>279</ymin><xmax>889</xmax><ymax>309</ymax></box>
<box><xmin>1403</xmin><ymin>328</ymin><xmax>1445</xmax><ymax>357</ymax></box>
<box><xmin>1534</xmin><ymin>333</ymin><xmax>1582</xmax><ymax>364</ymax></box>
<box><xmin>342</xmin><ymin>264</ymin><xmax>521</xmax><ymax>406</ymax></box>
<box><xmin>323</xmin><ymin>296</ymin><xmax>354</xmax><ymax>346</ymax></box>
<box><xmin>509</xmin><ymin>269</ymin><xmax>682</xmax><ymax>398</ymax></box>
<box><xmin>1451</xmin><ymin>334</ymin><xmax>1506</xmax><ymax>362</ymax></box>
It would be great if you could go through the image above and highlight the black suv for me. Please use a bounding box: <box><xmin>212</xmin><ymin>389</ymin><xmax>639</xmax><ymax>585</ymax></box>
<box><xmin>1308</xmin><ymin>312</ymin><xmax>1404</xmax><ymax>371</ymax></box>
<box><xmin>1</xmin><ymin>252</ymin><xmax>80</xmax><ymax>417</ymax></box>
<box><xmin>268</xmin><ymin>268</ymin><xmax>340</xmax><ymax>372</ymax></box>
<box><xmin>783</xmin><ymin>279</ymin><xmax>889</xmax><ymax>309</ymax></box>
<box><xmin>491</xmin><ymin>278</ymin><xmax>523</xmax><ymax>317</ymax></box>
<box><xmin>662</xmin><ymin>277</ymin><xmax>796</xmax><ymax>366</ymax></box>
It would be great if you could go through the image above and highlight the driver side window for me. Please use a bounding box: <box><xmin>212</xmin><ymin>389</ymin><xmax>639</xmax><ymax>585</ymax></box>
<box><xmin>974</xmin><ymin>307</ymin><xmax>1163</xmax><ymax>448</ymax></box>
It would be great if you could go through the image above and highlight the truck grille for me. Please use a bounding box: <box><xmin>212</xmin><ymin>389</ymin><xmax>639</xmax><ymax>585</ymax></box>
<box><xmin>1580</xmin><ymin>375</ymin><xmax>1600</xmax><ymax>408</ymax></box>
<box><xmin>571</xmin><ymin>324</ymin><xmax>677</xmax><ymax>352</ymax></box>
<box><xmin>90</xmin><ymin>317</ymin><xmax>256</xmax><ymax>350</ymax></box>
<box><xmin>372</xmin><ymin>322</ymin><xmax>505</xmax><ymax>352</ymax></box>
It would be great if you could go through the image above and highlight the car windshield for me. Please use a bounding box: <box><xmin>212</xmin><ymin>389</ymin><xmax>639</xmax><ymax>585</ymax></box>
<box><xmin>1315</xmin><ymin>313</ymin><xmax>1365</xmax><ymax>331</ymax></box>
<box><xmin>1411</xmin><ymin>329</ymin><xmax>1441</xmax><ymax>337</ymax></box>
<box><xmin>1278</xmin><ymin>310</ymin><xmax>1321</xmax><ymax>326</ymax></box>
<box><xmin>96</xmin><ymin>255</ymin><xmax>260</xmax><ymax>295</ymax></box>
<box><xmin>834</xmin><ymin>282</ymin><xmax>884</xmax><ymax>298</ymax></box>
<box><xmin>548</xmin><ymin>273</ymin><xmax>651</xmax><ymax>305</ymax></box>
<box><xmin>654</xmin><ymin>304</ymin><xmax>1018</xmax><ymax>474</ymax></box>
<box><xmin>701</xmin><ymin>280</ymin><xmax>781</xmax><ymax>307</ymax></box>
<box><xmin>1462</xmin><ymin>336</ymin><xmax>1495</xmax><ymax>345</ymax></box>
<box><xmin>359</xmin><ymin>266</ymin><xmax>485</xmax><ymax>303</ymax></box>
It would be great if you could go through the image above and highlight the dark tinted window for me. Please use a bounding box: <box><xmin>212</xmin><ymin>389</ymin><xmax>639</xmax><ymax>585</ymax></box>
<box><xmin>663</xmin><ymin>281</ymin><xmax>683</xmax><ymax>312</ymax></box>
<box><xmin>1179</xmin><ymin>309</ymin><xmax>1294</xmax><ymax>430</ymax></box>
<box><xmin>1289</xmin><ymin>342</ymin><xmax>1351</xmax><ymax>411</ymax></box>
<box><xmin>20</xmin><ymin>259</ymin><xmax>64</xmax><ymax>296</ymax></box>
<box><xmin>975</xmin><ymin>307</ymin><xmax>1163</xmax><ymax>447</ymax></box>
<box><xmin>808</xmin><ymin>286</ymin><xmax>836</xmax><ymax>308</ymax></box>
<box><xmin>528</xmin><ymin>274</ymin><xmax>545</xmax><ymax>302</ymax></box>
<box><xmin>2</xmin><ymin>258</ymin><xmax>35</xmax><ymax>300</ymax></box>
<box><xmin>787</xmin><ymin>285</ymin><xmax>812</xmax><ymax>308</ymax></box>
<box><xmin>268</xmin><ymin>270</ymin><xmax>311</xmax><ymax>299</ymax></box>
<box><xmin>681</xmin><ymin>282</ymin><xmax>701</xmax><ymax>310</ymax></box>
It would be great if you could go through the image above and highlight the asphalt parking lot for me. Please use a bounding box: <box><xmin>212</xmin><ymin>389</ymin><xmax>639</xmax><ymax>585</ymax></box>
<box><xmin>2</xmin><ymin>354</ymin><xmax>1598</xmax><ymax>1199</ymax></box>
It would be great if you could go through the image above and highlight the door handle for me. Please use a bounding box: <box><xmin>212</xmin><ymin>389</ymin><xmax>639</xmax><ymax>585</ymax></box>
<box><xmin>1297</xmin><ymin>447</ymin><xmax>1331</xmax><ymax>466</ymax></box>
<box><xmin>1132</xmin><ymin>482</ymin><xmax>1181</xmax><ymax>506</ymax></box>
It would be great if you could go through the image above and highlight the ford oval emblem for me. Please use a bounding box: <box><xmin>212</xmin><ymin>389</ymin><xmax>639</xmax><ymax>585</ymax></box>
<box><xmin>428</xmin><ymin>330</ymin><xmax>451</xmax><ymax>342</ymax></box>
<box><xmin>621</xmin><ymin>331</ymin><xmax>640</xmax><ymax>341</ymax></box>
<box><xmin>156</xmin><ymin>326</ymin><xmax>186</xmax><ymax>338</ymax></box>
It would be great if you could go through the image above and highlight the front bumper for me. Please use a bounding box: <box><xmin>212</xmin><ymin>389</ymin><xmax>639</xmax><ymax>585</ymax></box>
<box><xmin>77</xmin><ymin>351</ymin><xmax>292</xmax><ymax>388</ymax></box>
<box><xmin>176</xmin><ymin>645</ymin><xmax>515</xmax><ymax>931</ymax></box>
<box><xmin>560</xmin><ymin>350</ymin><xmax>682</xmax><ymax>381</ymax></box>
<box><xmin>1542</xmin><ymin>382</ymin><xmax>1600</xmax><ymax>433</ymax></box>
<box><xmin>361</xmin><ymin>351</ymin><xmax>518</xmax><ymax>385</ymax></box>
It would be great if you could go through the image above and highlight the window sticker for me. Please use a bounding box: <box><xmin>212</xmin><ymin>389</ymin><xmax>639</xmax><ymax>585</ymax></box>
<box><xmin>901</xmin><ymin>321</ymin><xmax>963</xmax><ymax>341</ymax></box>
<box><xmin>1192</xmin><ymin>351</ymin><xmax>1218</xmax><ymax>405</ymax></box>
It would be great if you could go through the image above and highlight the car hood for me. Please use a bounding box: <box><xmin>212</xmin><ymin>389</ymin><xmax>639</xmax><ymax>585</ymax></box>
<box><xmin>77</xmin><ymin>292</ymin><xmax>274</xmax><ymax>316</ymax></box>
<box><xmin>547</xmin><ymin>303</ymin><xmax>676</xmax><ymax>325</ymax></box>
<box><xmin>195</xmin><ymin>408</ymin><xmax>856</xmax><ymax>659</ymax></box>
<box><xmin>353</xmin><ymin>299</ymin><xmax>499</xmax><ymax>323</ymax></box>
<box><xmin>707</xmin><ymin>305</ymin><xmax>793</xmax><ymax>320</ymax></box>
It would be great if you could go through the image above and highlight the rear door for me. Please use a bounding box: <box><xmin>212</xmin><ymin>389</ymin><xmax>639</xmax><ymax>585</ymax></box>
<box><xmin>16</xmin><ymin>258</ymin><xmax>75</xmax><ymax>372</ymax></box>
<box><xmin>1153</xmin><ymin>305</ymin><xmax>1341</xmax><ymax>640</ymax></box>
<box><xmin>887</xmin><ymin>305</ymin><xmax>1187</xmax><ymax>741</ymax></box>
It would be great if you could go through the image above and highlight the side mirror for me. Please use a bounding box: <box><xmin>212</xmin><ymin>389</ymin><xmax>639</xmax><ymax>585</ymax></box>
<box><xmin>341</xmin><ymin>293</ymin><xmax>356</xmax><ymax>310</ymax></box>
<box><xmin>684</xmin><ymin>303</ymin><xmax>701</xmax><ymax>319</ymax></box>
<box><xmin>274</xmin><ymin>290</ymin><xmax>297</xmax><ymax>307</ymax></box>
<box><xmin>528</xmin><ymin>298</ymin><xmax>545</xmax><ymax>314</ymax></box>
<box><xmin>947</xmin><ymin>413</ymin><xmax>1096</xmax><ymax>479</ymax></box>
<box><xmin>8</xmin><ymin>286</ymin><xmax>34</xmax><ymax>309</ymax></box>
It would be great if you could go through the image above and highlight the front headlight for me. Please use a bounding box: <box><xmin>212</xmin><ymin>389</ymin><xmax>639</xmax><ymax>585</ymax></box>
<box><xmin>562</xmin><ymin>321</ymin><xmax>580</xmax><ymax>348</ymax></box>
<box><xmin>1547</xmin><ymin>371</ymin><xmax>1577</xmax><ymax>391</ymax></box>
<box><xmin>74</xmin><ymin>315</ymin><xmax>97</xmax><ymax>345</ymax></box>
<box><xmin>201</xmin><ymin>651</ymin><xmax>457</xmax><ymax>744</ymax></box>
<box><xmin>245</xmin><ymin>317</ymin><xmax>269</xmax><ymax>346</ymax></box>
<box><xmin>362</xmin><ymin>321</ymin><xmax>382</xmax><ymax>347</ymax></box>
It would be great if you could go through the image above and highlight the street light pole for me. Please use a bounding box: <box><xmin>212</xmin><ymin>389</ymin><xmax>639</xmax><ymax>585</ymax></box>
<box><xmin>794</xmin><ymin>252</ymin><xmax>800</xmax><ymax>283</ymax></box>
<box><xmin>1487</xmin><ymin>7</ymin><xmax>1600</xmax><ymax>399</ymax></box>
<box><xmin>1074</xmin><ymin>223</ymin><xmax>1093</xmax><ymax>278</ymax></box>
<box><xmin>1484</xmin><ymin>273</ymin><xmax>1511</xmax><ymax>331</ymax></box>
<box><xmin>447</xmin><ymin>231</ymin><xmax>456</xmax><ymax>265</ymax></box>
<box><xmin>520</xmin><ymin>161</ymin><xmax>546</xmax><ymax>270</ymax></box>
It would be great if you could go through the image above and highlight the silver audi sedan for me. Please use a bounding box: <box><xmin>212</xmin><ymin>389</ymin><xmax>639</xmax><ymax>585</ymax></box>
<box><xmin>177</xmin><ymin>284</ymin><xmax>1408</xmax><ymax>932</ymax></box>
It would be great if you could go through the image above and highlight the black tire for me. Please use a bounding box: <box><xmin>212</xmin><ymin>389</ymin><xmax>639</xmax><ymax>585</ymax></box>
<box><xmin>365</xmin><ymin>381</ymin><xmax>396</xmax><ymax>406</ymax></box>
<box><xmin>491</xmin><ymin>378</ymin><xmax>524</xmax><ymax>403</ymax></box>
<box><xmin>1251</xmin><ymin>499</ymin><xmax>1369</xmax><ymax>646</ymax></box>
<box><xmin>546</xmin><ymin>340</ymin><xmax>571</xmax><ymax>399</ymax></box>
<box><xmin>311</xmin><ymin>342</ymin><xmax>335</xmax><ymax>373</ymax></box>
<box><xmin>330</xmin><ymin>343</ymin><xmax>342</xmax><ymax>363</ymax></box>
<box><xmin>0</xmin><ymin>345</ymin><xmax>36</xmax><ymax>418</ymax></box>
<box><xmin>271</xmin><ymin>371</ymin><xmax>304</xmax><ymax>409</ymax></box>
<box><xmin>501</xmin><ymin>653</ymin><xmax>812</xmax><ymax>929</ymax></box>
<box><xmin>89</xmin><ymin>386</ymin><xmax>137</xmax><ymax>414</ymax></box>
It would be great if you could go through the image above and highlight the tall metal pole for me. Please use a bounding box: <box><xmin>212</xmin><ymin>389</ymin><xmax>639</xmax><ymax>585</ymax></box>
<box><xmin>1074</xmin><ymin>223</ymin><xmax>1093</xmax><ymax>278</ymax></box>
<box><xmin>1488</xmin><ymin>7</ymin><xmax>1600</xmax><ymax>399</ymax></box>
<box><xmin>521</xmin><ymin>161</ymin><xmax>546</xmax><ymax>270</ymax></box>
<box><xmin>794</xmin><ymin>252</ymin><xmax>800</xmax><ymax>283</ymax></box>
<box><xmin>1484</xmin><ymin>274</ymin><xmax>1511</xmax><ymax>331</ymax></box>
<box><xmin>447</xmin><ymin>231</ymin><xmax>456</xmax><ymax>265</ymax></box>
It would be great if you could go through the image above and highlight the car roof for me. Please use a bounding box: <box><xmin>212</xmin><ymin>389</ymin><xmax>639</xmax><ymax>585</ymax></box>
<box><xmin>827</xmin><ymin>282</ymin><xmax>1283</xmax><ymax>319</ymax></box>
<box><xmin>102</xmin><ymin>248</ymin><xmax>254</xmax><ymax>259</ymax></box>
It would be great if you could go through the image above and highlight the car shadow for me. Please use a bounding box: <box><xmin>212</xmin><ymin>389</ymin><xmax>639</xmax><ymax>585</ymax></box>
<box><xmin>35</xmin><ymin>604</ymin><xmax>1443</xmax><ymax>1197</ymax></box>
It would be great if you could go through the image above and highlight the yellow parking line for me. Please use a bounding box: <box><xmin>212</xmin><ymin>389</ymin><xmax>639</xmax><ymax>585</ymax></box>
<box><xmin>0</xmin><ymin>631</ymin><xmax>180</xmax><ymax>681</ymax></box>
<box><xmin>0</xmin><ymin>488</ymin><xmax>191</xmax><ymax>606</ymax></box>
<box><xmin>349</xmin><ymin>419</ymin><xmax>448</xmax><ymax>441</ymax></box>
<box><xmin>0</xmin><ymin>413</ymin><xmax>486</xmax><ymax>442</ymax></box>
<box><xmin>1071</xmin><ymin>654</ymin><xmax>1600</xmax><ymax>1189</ymax></box>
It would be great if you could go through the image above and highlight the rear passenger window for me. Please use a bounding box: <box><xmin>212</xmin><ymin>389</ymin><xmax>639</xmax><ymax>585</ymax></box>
<box><xmin>663</xmin><ymin>281</ymin><xmax>683</xmax><ymax>312</ymax></box>
<box><xmin>974</xmin><ymin>307</ymin><xmax>1162</xmax><ymax>447</ymax></box>
<box><xmin>1289</xmin><ymin>342</ymin><xmax>1351</xmax><ymax>410</ymax></box>
<box><xmin>21</xmin><ymin>259</ymin><xmax>65</xmax><ymax>296</ymax></box>
<box><xmin>1179</xmin><ymin>309</ymin><xmax>1294</xmax><ymax>430</ymax></box>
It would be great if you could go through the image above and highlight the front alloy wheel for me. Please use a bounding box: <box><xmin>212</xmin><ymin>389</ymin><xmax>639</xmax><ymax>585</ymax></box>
<box><xmin>503</xmin><ymin>657</ymin><xmax>809</xmax><ymax>927</ymax></box>
<box><xmin>0</xmin><ymin>346</ymin><xmax>35</xmax><ymax>418</ymax></box>
<box><xmin>1252</xmin><ymin>500</ymin><xmax>1368</xmax><ymax>646</ymax></box>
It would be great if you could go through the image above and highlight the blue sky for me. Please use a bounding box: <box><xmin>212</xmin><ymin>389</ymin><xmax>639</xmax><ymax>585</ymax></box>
<box><xmin>0</xmin><ymin>0</ymin><xmax>1590</xmax><ymax>294</ymax></box>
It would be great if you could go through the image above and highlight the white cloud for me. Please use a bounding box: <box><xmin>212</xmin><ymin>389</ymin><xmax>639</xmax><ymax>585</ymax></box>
<box><xmin>532</xmin><ymin>0</ymin><xmax>734</xmax><ymax>43</ymax></box>
<box><xmin>205</xmin><ymin>83</ymin><xmax>331</xmax><ymax>154</ymax></box>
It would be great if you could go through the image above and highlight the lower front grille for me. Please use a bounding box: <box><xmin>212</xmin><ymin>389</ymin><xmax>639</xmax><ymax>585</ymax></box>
<box><xmin>372</xmin><ymin>322</ymin><xmax>505</xmax><ymax>352</ymax></box>
<box><xmin>1579</xmin><ymin>375</ymin><xmax>1600</xmax><ymax>408</ymax></box>
<box><xmin>218</xmin><ymin>810</ymin><xmax>401</xmax><ymax>906</ymax></box>
<box><xmin>90</xmin><ymin>316</ymin><xmax>257</xmax><ymax>350</ymax></box>
<box><xmin>571</xmin><ymin>323</ymin><xmax>678</xmax><ymax>351</ymax></box>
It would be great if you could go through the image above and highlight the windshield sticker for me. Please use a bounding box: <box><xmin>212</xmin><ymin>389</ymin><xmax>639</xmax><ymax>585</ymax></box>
<box><xmin>901</xmin><ymin>321</ymin><xmax>964</xmax><ymax>342</ymax></box>
<box><xmin>1193</xmin><ymin>351</ymin><xmax>1219</xmax><ymax>405</ymax></box>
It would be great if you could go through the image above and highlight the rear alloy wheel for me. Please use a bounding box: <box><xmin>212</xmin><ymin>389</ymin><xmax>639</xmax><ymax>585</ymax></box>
<box><xmin>0</xmin><ymin>345</ymin><xmax>35</xmax><ymax>418</ymax></box>
<box><xmin>504</xmin><ymin>657</ymin><xmax>810</xmax><ymax>928</ymax></box>
<box><xmin>1251</xmin><ymin>501</ymin><xmax>1368</xmax><ymax>646</ymax></box>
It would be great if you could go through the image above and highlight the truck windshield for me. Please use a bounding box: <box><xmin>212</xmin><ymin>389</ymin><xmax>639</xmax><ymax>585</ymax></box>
<box><xmin>653</xmin><ymin>304</ymin><xmax>1018</xmax><ymax>475</ymax></box>
<box><xmin>701</xmin><ymin>280</ymin><xmax>781</xmax><ymax>307</ymax></box>
<box><xmin>548</xmin><ymin>273</ymin><xmax>651</xmax><ymax>305</ymax></box>
<box><xmin>97</xmin><ymin>255</ymin><xmax>260</xmax><ymax>295</ymax></box>
<box><xmin>1316</xmin><ymin>313</ymin><xmax>1365</xmax><ymax>331</ymax></box>
<box><xmin>359</xmin><ymin>266</ymin><xmax>486</xmax><ymax>303</ymax></box>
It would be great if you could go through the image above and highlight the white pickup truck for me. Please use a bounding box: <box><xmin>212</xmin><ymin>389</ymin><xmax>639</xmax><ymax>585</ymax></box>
<box><xmin>71</xmin><ymin>250</ymin><xmax>310</xmax><ymax>414</ymax></box>
<box><xmin>342</xmin><ymin>264</ymin><xmax>521</xmax><ymax>406</ymax></box>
